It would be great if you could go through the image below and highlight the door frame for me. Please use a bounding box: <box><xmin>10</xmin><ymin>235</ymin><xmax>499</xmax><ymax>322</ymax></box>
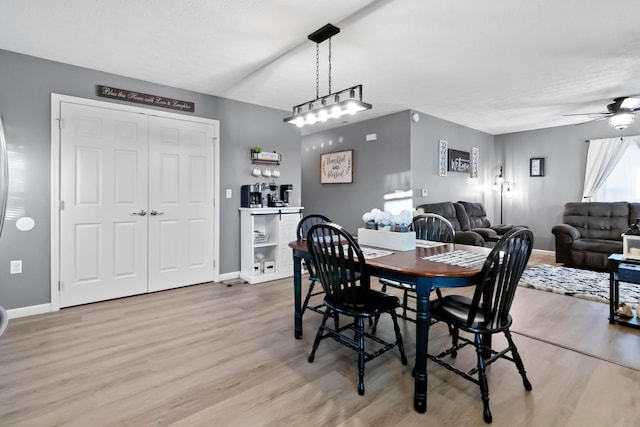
<box><xmin>50</xmin><ymin>93</ymin><xmax>221</xmax><ymax>311</ymax></box>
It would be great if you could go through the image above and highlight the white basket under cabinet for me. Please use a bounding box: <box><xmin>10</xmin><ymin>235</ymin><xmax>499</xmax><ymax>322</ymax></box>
<box><xmin>240</xmin><ymin>207</ymin><xmax>303</xmax><ymax>284</ymax></box>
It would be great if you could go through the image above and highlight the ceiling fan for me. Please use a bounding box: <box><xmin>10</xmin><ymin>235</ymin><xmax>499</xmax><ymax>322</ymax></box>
<box><xmin>564</xmin><ymin>95</ymin><xmax>640</xmax><ymax>129</ymax></box>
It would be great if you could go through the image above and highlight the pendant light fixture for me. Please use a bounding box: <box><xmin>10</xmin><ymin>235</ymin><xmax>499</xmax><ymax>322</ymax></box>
<box><xmin>284</xmin><ymin>24</ymin><xmax>372</xmax><ymax>128</ymax></box>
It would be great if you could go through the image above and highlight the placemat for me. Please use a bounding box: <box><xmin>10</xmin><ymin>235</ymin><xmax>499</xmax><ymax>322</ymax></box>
<box><xmin>422</xmin><ymin>250</ymin><xmax>487</xmax><ymax>268</ymax></box>
<box><xmin>415</xmin><ymin>239</ymin><xmax>447</xmax><ymax>248</ymax></box>
<box><xmin>357</xmin><ymin>246</ymin><xmax>394</xmax><ymax>259</ymax></box>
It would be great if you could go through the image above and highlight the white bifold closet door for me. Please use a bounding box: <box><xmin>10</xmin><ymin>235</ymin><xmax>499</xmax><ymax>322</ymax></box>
<box><xmin>59</xmin><ymin>102</ymin><xmax>214</xmax><ymax>308</ymax></box>
<box><xmin>147</xmin><ymin>116</ymin><xmax>213</xmax><ymax>292</ymax></box>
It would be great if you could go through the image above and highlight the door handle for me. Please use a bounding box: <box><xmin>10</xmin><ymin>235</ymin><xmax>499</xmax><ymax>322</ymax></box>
<box><xmin>149</xmin><ymin>210</ymin><xmax>165</xmax><ymax>216</ymax></box>
<box><xmin>131</xmin><ymin>210</ymin><xmax>147</xmax><ymax>216</ymax></box>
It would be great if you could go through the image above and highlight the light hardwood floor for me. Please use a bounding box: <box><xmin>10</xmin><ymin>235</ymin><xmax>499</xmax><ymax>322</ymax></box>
<box><xmin>1</xmin><ymin>249</ymin><xmax>639</xmax><ymax>427</ymax></box>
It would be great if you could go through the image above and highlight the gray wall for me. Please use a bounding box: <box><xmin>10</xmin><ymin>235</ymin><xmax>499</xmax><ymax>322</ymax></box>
<box><xmin>409</xmin><ymin>112</ymin><xmax>496</xmax><ymax>217</ymax></box>
<box><xmin>495</xmin><ymin>118</ymin><xmax>640</xmax><ymax>250</ymax></box>
<box><xmin>0</xmin><ymin>49</ymin><xmax>301</xmax><ymax>310</ymax></box>
<box><xmin>300</xmin><ymin>110</ymin><xmax>496</xmax><ymax>233</ymax></box>
<box><xmin>301</xmin><ymin>111</ymin><xmax>410</xmax><ymax>233</ymax></box>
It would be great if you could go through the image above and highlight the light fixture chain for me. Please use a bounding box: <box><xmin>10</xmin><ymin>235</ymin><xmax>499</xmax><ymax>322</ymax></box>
<box><xmin>315</xmin><ymin>43</ymin><xmax>320</xmax><ymax>99</ymax></box>
<box><xmin>328</xmin><ymin>37</ymin><xmax>332</xmax><ymax>94</ymax></box>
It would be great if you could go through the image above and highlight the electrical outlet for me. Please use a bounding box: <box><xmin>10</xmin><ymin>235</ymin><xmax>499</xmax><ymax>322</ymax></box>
<box><xmin>10</xmin><ymin>260</ymin><xmax>22</xmax><ymax>274</ymax></box>
<box><xmin>421</xmin><ymin>188</ymin><xmax>428</xmax><ymax>197</ymax></box>
<box><xmin>225</xmin><ymin>188</ymin><xmax>232</xmax><ymax>198</ymax></box>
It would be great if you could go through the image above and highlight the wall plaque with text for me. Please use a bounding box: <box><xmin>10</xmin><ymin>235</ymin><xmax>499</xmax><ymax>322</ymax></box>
<box><xmin>320</xmin><ymin>150</ymin><xmax>353</xmax><ymax>184</ymax></box>
<box><xmin>96</xmin><ymin>85</ymin><xmax>195</xmax><ymax>112</ymax></box>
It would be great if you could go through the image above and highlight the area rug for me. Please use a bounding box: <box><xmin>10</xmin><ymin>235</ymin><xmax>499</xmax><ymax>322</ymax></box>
<box><xmin>519</xmin><ymin>264</ymin><xmax>640</xmax><ymax>306</ymax></box>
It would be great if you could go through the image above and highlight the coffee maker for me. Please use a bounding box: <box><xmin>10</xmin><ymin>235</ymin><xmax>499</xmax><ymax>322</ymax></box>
<box><xmin>241</xmin><ymin>184</ymin><xmax>262</xmax><ymax>208</ymax></box>
<box><xmin>280</xmin><ymin>184</ymin><xmax>293</xmax><ymax>206</ymax></box>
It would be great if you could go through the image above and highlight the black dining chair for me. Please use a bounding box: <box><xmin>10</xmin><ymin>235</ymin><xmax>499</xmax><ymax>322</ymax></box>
<box><xmin>306</xmin><ymin>222</ymin><xmax>407</xmax><ymax>395</ymax></box>
<box><xmin>427</xmin><ymin>227</ymin><xmax>534</xmax><ymax>424</ymax></box>
<box><xmin>296</xmin><ymin>214</ymin><xmax>332</xmax><ymax>316</ymax></box>
<box><xmin>380</xmin><ymin>213</ymin><xmax>456</xmax><ymax>321</ymax></box>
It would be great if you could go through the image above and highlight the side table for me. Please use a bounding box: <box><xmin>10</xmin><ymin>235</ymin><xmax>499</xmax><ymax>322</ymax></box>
<box><xmin>608</xmin><ymin>253</ymin><xmax>640</xmax><ymax>329</ymax></box>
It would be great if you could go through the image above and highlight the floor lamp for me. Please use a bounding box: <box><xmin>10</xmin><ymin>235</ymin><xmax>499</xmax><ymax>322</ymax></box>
<box><xmin>494</xmin><ymin>166</ymin><xmax>511</xmax><ymax>224</ymax></box>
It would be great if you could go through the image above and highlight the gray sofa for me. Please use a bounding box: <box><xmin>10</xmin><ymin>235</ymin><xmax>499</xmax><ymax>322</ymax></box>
<box><xmin>416</xmin><ymin>201</ymin><xmax>517</xmax><ymax>246</ymax></box>
<box><xmin>552</xmin><ymin>202</ymin><xmax>640</xmax><ymax>270</ymax></box>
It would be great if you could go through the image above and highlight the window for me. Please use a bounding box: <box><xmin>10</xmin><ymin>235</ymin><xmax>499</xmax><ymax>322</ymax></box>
<box><xmin>594</xmin><ymin>142</ymin><xmax>640</xmax><ymax>202</ymax></box>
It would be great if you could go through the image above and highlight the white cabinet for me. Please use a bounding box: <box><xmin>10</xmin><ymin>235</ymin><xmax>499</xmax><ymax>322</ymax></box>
<box><xmin>240</xmin><ymin>207</ymin><xmax>303</xmax><ymax>284</ymax></box>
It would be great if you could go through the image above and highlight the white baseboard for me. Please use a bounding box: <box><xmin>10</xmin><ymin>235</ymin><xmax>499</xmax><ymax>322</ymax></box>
<box><xmin>7</xmin><ymin>303</ymin><xmax>52</xmax><ymax>319</ymax></box>
<box><xmin>6</xmin><ymin>274</ymin><xmax>244</xmax><ymax>319</ymax></box>
<box><xmin>219</xmin><ymin>271</ymin><xmax>240</xmax><ymax>282</ymax></box>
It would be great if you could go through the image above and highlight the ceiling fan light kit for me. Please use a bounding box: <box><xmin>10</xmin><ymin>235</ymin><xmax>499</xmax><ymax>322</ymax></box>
<box><xmin>608</xmin><ymin>113</ymin><xmax>636</xmax><ymax>130</ymax></box>
<box><xmin>284</xmin><ymin>23</ymin><xmax>372</xmax><ymax>128</ymax></box>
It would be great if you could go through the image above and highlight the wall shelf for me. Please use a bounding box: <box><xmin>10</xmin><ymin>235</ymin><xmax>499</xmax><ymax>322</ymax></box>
<box><xmin>251</xmin><ymin>158</ymin><xmax>280</xmax><ymax>165</ymax></box>
<box><xmin>250</xmin><ymin>150</ymin><xmax>281</xmax><ymax>164</ymax></box>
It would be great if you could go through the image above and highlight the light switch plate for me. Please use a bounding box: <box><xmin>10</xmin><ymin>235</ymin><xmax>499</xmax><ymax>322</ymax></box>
<box><xmin>225</xmin><ymin>189</ymin><xmax>232</xmax><ymax>198</ymax></box>
<box><xmin>10</xmin><ymin>260</ymin><xmax>22</xmax><ymax>274</ymax></box>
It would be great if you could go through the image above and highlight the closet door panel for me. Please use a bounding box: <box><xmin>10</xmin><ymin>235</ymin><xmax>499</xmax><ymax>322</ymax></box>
<box><xmin>59</xmin><ymin>102</ymin><xmax>149</xmax><ymax>307</ymax></box>
<box><xmin>148</xmin><ymin>116</ymin><xmax>214</xmax><ymax>291</ymax></box>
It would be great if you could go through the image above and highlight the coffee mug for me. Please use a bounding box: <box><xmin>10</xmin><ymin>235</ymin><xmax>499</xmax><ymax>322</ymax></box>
<box><xmin>252</xmin><ymin>166</ymin><xmax>261</xmax><ymax>177</ymax></box>
<box><xmin>272</xmin><ymin>167</ymin><xmax>281</xmax><ymax>178</ymax></box>
<box><xmin>262</xmin><ymin>167</ymin><xmax>272</xmax><ymax>177</ymax></box>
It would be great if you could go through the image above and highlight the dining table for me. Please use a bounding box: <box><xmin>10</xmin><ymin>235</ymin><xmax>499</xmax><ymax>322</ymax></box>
<box><xmin>289</xmin><ymin>238</ymin><xmax>489</xmax><ymax>414</ymax></box>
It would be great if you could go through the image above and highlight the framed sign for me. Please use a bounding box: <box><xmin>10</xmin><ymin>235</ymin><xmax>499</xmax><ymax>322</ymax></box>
<box><xmin>530</xmin><ymin>157</ymin><xmax>545</xmax><ymax>177</ymax></box>
<box><xmin>447</xmin><ymin>149</ymin><xmax>470</xmax><ymax>173</ymax></box>
<box><xmin>320</xmin><ymin>150</ymin><xmax>353</xmax><ymax>184</ymax></box>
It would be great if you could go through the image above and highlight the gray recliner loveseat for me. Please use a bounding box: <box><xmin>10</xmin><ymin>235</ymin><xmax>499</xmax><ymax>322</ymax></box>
<box><xmin>552</xmin><ymin>201</ymin><xmax>640</xmax><ymax>270</ymax></box>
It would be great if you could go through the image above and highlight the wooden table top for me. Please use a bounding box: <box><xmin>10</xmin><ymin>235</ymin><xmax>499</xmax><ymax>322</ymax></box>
<box><xmin>289</xmin><ymin>239</ymin><xmax>489</xmax><ymax>278</ymax></box>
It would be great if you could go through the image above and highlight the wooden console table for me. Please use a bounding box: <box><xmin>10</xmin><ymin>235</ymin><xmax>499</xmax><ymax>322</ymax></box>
<box><xmin>608</xmin><ymin>253</ymin><xmax>640</xmax><ymax>329</ymax></box>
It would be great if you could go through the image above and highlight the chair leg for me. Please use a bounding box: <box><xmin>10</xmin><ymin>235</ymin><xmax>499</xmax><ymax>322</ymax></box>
<box><xmin>474</xmin><ymin>333</ymin><xmax>492</xmax><ymax>424</ymax></box>
<box><xmin>371</xmin><ymin>313</ymin><xmax>380</xmax><ymax>335</ymax></box>
<box><xmin>449</xmin><ymin>324</ymin><xmax>459</xmax><ymax>358</ymax></box>
<box><xmin>356</xmin><ymin>317</ymin><xmax>366</xmax><ymax>395</ymax></box>
<box><xmin>308</xmin><ymin>309</ymin><xmax>331</xmax><ymax>363</ymax></box>
<box><xmin>301</xmin><ymin>279</ymin><xmax>316</xmax><ymax>314</ymax></box>
<box><xmin>402</xmin><ymin>290</ymin><xmax>409</xmax><ymax>318</ymax></box>
<box><xmin>390</xmin><ymin>311</ymin><xmax>408</xmax><ymax>365</ymax></box>
<box><xmin>504</xmin><ymin>330</ymin><xmax>532</xmax><ymax>391</ymax></box>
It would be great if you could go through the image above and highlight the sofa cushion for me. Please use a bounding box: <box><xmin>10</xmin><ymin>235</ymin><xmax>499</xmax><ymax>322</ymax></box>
<box><xmin>453</xmin><ymin>203</ymin><xmax>471</xmax><ymax>231</ymax></box>
<box><xmin>457</xmin><ymin>201</ymin><xmax>491</xmax><ymax>228</ymax></box>
<box><xmin>563</xmin><ymin>202</ymin><xmax>629</xmax><ymax>241</ymax></box>
<box><xmin>572</xmin><ymin>238</ymin><xmax>623</xmax><ymax>254</ymax></box>
<box><xmin>415</xmin><ymin>202</ymin><xmax>463</xmax><ymax>231</ymax></box>
<box><xmin>469</xmin><ymin>227</ymin><xmax>499</xmax><ymax>242</ymax></box>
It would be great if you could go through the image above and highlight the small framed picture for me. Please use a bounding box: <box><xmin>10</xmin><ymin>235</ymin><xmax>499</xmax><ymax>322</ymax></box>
<box><xmin>530</xmin><ymin>157</ymin><xmax>545</xmax><ymax>177</ymax></box>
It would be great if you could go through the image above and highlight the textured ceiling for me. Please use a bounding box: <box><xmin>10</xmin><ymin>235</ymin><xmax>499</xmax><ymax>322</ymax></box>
<box><xmin>1</xmin><ymin>0</ymin><xmax>640</xmax><ymax>135</ymax></box>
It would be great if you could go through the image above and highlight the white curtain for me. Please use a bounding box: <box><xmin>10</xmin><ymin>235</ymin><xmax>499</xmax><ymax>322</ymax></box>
<box><xmin>582</xmin><ymin>135</ymin><xmax>640</xmax><ymax>201</ymax></box>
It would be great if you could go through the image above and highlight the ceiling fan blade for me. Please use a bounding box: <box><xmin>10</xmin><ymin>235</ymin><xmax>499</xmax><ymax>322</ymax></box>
<box><xmin>574</xmin><ymin>115</ymin><xmax>611</xmax><ymax>125</ymax></box>
<box><xmin>621</xmin><ymin>97</ymin><xmax>640</xmax><ymax>109</ymax></box>
<box><xmin>563</xmin><ymin>112</ymin><xmax>609</xmax><ymax>117</ymax></box>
